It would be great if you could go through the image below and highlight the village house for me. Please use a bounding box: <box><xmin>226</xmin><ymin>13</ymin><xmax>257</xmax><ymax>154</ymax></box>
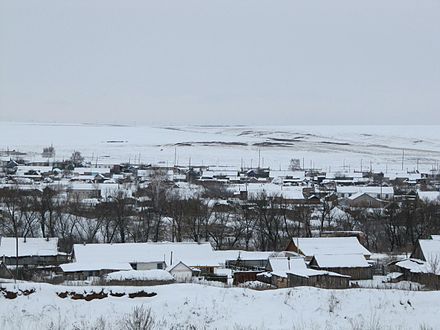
<box><xmin>229</xmin><ymin>183</ymin><xmax>307</xmax><ymax>204</ymax></box>
<box><xmin>257</xmin><ymin>257</ymin><xmax>307</xmax><ymax>288</ymax></box>
<box><xmin>336</xmin><ymin>186</ymin><xmax>394</xmax><ymax>200</ymax></box>
<box><xmin>392</xmin><ymin>235</ymin><xmax>440</xmax><ymax>289</ymax></box>
<box><xmin>60</xmin><ymin>242</ymin><xmax>220</xmax><ymax>280</ymax></box>
<box><xmin>166</xmin><ymin>261</ymin><xmax>193</xmax><ymax>282</ymax></box>
<box><xmin>0</xmin><ymin>237</ymin><xmax>66</xmax><ymax>267</ymax></box>
<box><xmin>286</xmin><ymin>268</ymin><xmax>350</xmax><ymax>289</ymax></box>
<box><xmin>417</xmin><ymin>190</ymin><xmax>440</xmax><ymax>204</ymax></box>
<box><xmin>286</xmin><ymin>237</ymin><xmax>372</xmax><ymax>261</ymax></box>
<box><xmin>309</xmin><ymin>254</ymin><xmax>373</xmax><ymax>280</ymax></box>
<box><xmin>346</xmin><ymin>192</ymin><xmax>386</xmax><ymax>208</ymax></box>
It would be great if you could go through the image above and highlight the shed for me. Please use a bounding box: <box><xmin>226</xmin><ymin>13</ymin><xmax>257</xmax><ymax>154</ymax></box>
<box><xmin>166</xmin><ymin>261</ymin><xmax>193</xmax><ymax>282</ymax></box>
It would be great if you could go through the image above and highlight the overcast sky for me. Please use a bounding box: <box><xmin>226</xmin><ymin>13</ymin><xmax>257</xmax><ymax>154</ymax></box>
<box><xmin>1</xmin><ymin>0</ymin><xmax>439</xmax><ymax>125</ymax></box>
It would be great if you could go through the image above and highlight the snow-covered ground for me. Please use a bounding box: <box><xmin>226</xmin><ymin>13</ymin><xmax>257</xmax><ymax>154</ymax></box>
<box><xmin>1</xmin><ymin>122</ymin><xmax>440</xmax><ymax>173</ymax></box>
<box><xmin>1</xmin><ymin>282</ymin><xmax>439</xmax><ymax>329</ymax></box>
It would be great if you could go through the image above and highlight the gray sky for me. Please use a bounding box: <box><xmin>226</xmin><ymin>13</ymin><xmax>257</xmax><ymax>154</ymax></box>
<box><xmin>1</xmin><ymin>0</ymin><xmax>439</xmax><ymax>125</ymax></box>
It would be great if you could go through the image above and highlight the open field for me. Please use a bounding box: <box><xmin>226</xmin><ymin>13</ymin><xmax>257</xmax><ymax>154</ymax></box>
<box><xmin>1</xmin><ymin>282</ymin><xmax>439</xmax><ymax>329</ymax></box>
<box><xmin>1</xmin><ymin>122</ymin><xmax>440</xmax><ymax>173</ymax></box>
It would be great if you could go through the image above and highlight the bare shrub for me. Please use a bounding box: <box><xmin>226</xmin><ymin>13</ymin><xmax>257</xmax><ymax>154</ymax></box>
<box><xmin>122</xmin><ymin>305</ymin><xmax>155</xmax><ymax>330</ymax></box>
<box><xmin>328</xmin><ymin>293</ymin><xmax>339</xmax><ymax>313</ymax></box>
<box><xmin>419</xmin><ymin>324</ymin><xmax>434</xmax><ymax>330</ymax></box>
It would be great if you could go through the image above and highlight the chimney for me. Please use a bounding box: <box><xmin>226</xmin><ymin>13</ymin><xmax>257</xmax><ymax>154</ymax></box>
<box><xmin>170</xmin><ymin>251</ymin><xmax>173</xmax><ymax>266</ymax></box>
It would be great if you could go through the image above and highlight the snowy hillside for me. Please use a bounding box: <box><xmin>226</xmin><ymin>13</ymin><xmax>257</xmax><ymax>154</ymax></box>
<box><xmin>1</xmin><ymin>122</ymin><xmax>439</xmax><ymax>173</ymax></box>
<box><xmin>1</xmin><ymin>282</ymin><xmax>439</xmax><ymax>329</ymax></box>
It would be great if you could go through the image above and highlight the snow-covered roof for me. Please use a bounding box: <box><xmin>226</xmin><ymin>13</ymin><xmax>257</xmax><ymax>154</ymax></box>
<box><xmin>329</xmin><ymin>207</ymin><xmax>349</xmax><ymax>219</ymax></box>
<box><xmin>166</xmin><ymin>261</ymin><xmax>192</xmax><ymax>272</ymax></box>
<box><xmin>287</xmin><ymin>268</ymin><xmax>350</xmax><ymax>279</ymax></box>
<box><xmin>214</xmin><ymin>268</ymin><xmax>233</xmax><ymax>277</ymax></box>
<box><xmin>105</xmin><ymin>269</ymin><xmax>174</xmax><ymax>281</ymax></box>
<box><xmin>213</xmin><ymin>250</ymin><xmax>281</xmax><ymax>263</ymax></box>
<box><xmin>0</xmin><ymin>237</ymin><xmax>58</xmax><ymax>257</ymax></box>
<box><xmin>229</xmin><ymin>183</ymin><xmax>304</xmax><ymax>200</ymax></box>
<box><xmin>388</xmin><ymin>172</ymin><xmax>422</xmax><ymax>181</ymax></box>
<box><xmin>291</xmin><ymin>237</ymin><xmax>371</xmax><ymax>257</ymax></box>
<box><xmin>268</xmin><ymin>257</ymin><xmax>307</xmax><ymax>278</ymax></box>
<box><xmin>347</xmin><ymin>191</ymin><xmax>380</xmax><ymax>201</ymax></box>
<box><xmin>312</xmin><ymin>254</ymin><xmax>371</xmax><ymax>268</ymax></box>
<box><xmin>395</xmin><ymin>258</ymin><xmax>440</xmax><ymax>275</ymax></box>
<box><xmin>73</xmin><ymin>167</ymin><xmax>111</xmax><ymax>175</ymax></box>
<box><xmin>166</xmin><ymin>182</ymin><xmax>204</xmax><ymax>200</ymax></box>
<box><xmin>60</xmin><ymin>262</ymin><xmax>132</xmax><ymax>273</ymax></box>
<box><xmin>431</xmin><ymin>235</ymin><xmax>440</xmax><ymax>241</ymax></box>
<box><xmin>417</xmin><ymin>191</ymin><xmax>440</xmax><ymax>204</ymax></box>
<box><xmin>72</xmin><ymin>242</ymin><xmax>218</xmax><ymax>267</ymax></box>
<box><xmin>269</xmin><ymin>170</ymin><xmax>305</xmax><ymax>179</ymax></box>
<box><xmin>16</xmin><ymin>165</ymin><xmax>53</xmax><ymax>174</ymax></box>
<box><xmin>336</xmin><ymin>186</ymin><xmax>394</xmax><ymax>195</ymax></box>
<box><xmin>418</xmin><ymin>239</ymin><xmax>440</xmax><ymax>263</ymax></box>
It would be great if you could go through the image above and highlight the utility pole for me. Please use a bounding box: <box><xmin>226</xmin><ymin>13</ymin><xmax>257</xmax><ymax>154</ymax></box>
<box><xmin>401</xmin><ymin>149</ymin><xmax>405</xmax><ymax>171</ymax></box>
<box><xmin>258</xmin><ymin>149</ymin><xmax>261</xmax><ymax>168</ymax></box>
<box><xmin>15</xmin><ymin>236</ymin><xmax>18</xmax><ymax>284</ymax></box>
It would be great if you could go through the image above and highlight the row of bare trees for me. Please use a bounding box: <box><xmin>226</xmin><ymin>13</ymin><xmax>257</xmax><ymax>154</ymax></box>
<box><xmin>1</xmin><ymin>184</ymin><xmax>439</xmax><ymax>253</ymax></box>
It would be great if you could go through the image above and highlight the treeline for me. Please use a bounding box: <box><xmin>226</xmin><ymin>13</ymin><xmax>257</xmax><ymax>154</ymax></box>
<box><xmin>0</xmin><ymin>184</ymin><xmax>439</xmax><ymax>253</ymax></box>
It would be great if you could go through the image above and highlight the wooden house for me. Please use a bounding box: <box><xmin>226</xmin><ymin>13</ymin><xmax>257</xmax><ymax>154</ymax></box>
<box><xmin>392</xmin><ymin>236</ymin><xmax>440</xmax><ymax>289</ymax></box>
<box><xmin>258</xmin><ymin>257</ymin><xmax>309</xmax><ymax>288</ymax></box>
<box><xmin>287</xmin><ymin>270</ymin><xmax>350</xmax><ymax>289</ymax></box>
<box><xmin>309</xmin><ymin>254</ymin><xmax>373</xmax><ymax>280</ymax></box>
<box><xmin>411</xmin><ymin>237</ymin><xmax>440</xmax><ymax>263</ymax></box>
<box><xmin>0</xmin><ymin>237</ymin><xmax>66</xmax><ymax>267</ymax></box>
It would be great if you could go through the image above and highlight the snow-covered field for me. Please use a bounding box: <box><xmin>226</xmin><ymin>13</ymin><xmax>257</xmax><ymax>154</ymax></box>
<box><xmin>1</xmin><ymin>282</ymin><xmax>439</xmax><ymax>329</ymax></box>
<box><xmin>1</xmin><ymin>122</ymin><xmax>440</xmax><ymax>173</ymax></box>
